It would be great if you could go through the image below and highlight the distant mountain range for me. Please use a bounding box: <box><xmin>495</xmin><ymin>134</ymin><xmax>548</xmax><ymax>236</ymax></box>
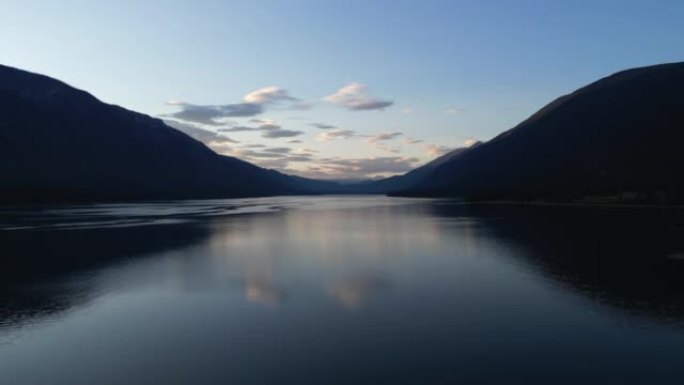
<box><xmin>391</xmin><ymin>62</ymin><xmax>684</xmax><ymax>204</ymax></box>
<box><xmin>0</xmin><ymin>65</ymin><xmax>336</xmax><ymax>202</ymax></box>
<box><xmin>2</xmin><ymin>62</ymin><xmax>684</xmax><ymax>204</ymax></box>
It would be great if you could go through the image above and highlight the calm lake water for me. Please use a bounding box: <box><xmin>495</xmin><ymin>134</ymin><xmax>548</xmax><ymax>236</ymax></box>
<box><xmin>2</xmin><ymin>196</ymin><xmax>684</xmax><ymax>384</ymax></box>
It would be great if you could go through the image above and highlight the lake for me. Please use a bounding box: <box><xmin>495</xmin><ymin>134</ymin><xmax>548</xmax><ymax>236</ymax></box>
<box><xmin>1</xmin><ymin>196</ymin><xmax>684</xmax><ymax>384</ymax></box>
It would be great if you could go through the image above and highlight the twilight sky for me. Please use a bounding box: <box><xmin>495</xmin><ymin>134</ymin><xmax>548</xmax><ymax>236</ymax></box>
<box><xmin>3</xmin><ymin>0</ymin><xmax>683</xmax><ymax>179</ymax></box>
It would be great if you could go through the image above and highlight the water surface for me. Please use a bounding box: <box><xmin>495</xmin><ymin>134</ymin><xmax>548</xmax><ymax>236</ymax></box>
<box><xmin>2</xmin><ymin>196</ymin><xmax>684</xmax><ymax>384</ymax></box>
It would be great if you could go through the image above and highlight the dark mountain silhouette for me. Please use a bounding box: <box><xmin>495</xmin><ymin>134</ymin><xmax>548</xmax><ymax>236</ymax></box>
<box><xmin>393</xmin><ymin>62</ymin><xmax>684</xmax><ymax>204</ymax></box>
<box><xmin>0</xmin><ymin>65</ymin><xmax>336</xmax><ymax>203</ymax></box>
<box><xmin>345</xmin><ymin>142</ymin><xmax>481</xmax><ymax>194</ymax></box>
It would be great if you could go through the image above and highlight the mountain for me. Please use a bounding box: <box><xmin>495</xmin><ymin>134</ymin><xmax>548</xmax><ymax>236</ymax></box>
<box><xmin>346</xmin><ymin>142</ymin><xmax>481</xmax><ymax>194</ymax></box>
<box><xmin>393</xmin><ymin>62</ymin><xmax>684</xmax><ymax>204</ymax></box>
<box><xmin>0</xmin><ymin>65</ymin><xmax>335</xmax><ymax>203</ymax></box>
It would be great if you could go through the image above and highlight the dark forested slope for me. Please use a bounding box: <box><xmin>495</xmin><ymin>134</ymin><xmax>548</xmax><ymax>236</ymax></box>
<box><xmin>395</xmin><ymin>62</ymin><xmax>684</xmax><ymax>204</ymax></box>
<box><xmin>0</xmin><ymin>65</ymin><xmax>334</xmax><ymax>202</ymax></box>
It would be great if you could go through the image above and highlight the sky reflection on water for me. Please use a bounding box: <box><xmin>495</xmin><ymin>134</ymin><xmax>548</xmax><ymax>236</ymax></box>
<box><xmin>2</xmin><ymin>197</ymin><xmax>684</xmax><ymax>384</ymax></box>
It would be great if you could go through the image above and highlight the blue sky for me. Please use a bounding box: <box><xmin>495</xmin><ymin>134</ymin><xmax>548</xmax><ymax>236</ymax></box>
<box><xmin>3</xmin><ymin>0</ymin><xmax>683</xmax><ymax>178</ymax></box>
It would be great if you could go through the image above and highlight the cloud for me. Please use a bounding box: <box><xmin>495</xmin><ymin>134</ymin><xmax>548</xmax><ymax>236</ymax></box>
<box><xmin>403</xmin><ymin>137</ymin><xmax>424</xmax><ymax>145</ymax></box>
<box><xmin>400</xmin><ymin>107</ymin><xmax>415</xmax><ymax>115</ymax></box>
<box><xmin>363</xmin><ymin>132</ymin><xmax>403</xmax><ymax>154</ymax></box>
<box><xmin>166</xmin><ymin>86</ymin><xmax>305</xmax><ymax>125</ymax></box>
<box><xmin>287</xmin><ymin>139</ymin><xmax>302</xmax><ymax>144</ymax></box>
<box><xmin>364</xmin><ymin>131</ymin><xmax>402</xmax><ymax>144</ymax></box>
<box><xmin>165</xmin><ymin>103</ymin><xmax>262</xmax><ymax>125</ymax></box>
<box><xmin>262</xmin><ymin>129</ymin><xmax>304</xmax><ymax>138</ymax></box>
<box><xmin>284</xmin><ymin>155</ymin><xmax>313</xmax><ymax>162</ymax></box>
<box><xmin>253</xmin><ymin>158</ymin><xmax>292</xmax><ymax>170</ymax></box>
<box><xmin>219</xmin><ymin>122</ymin><xmax>281</xmax><ymax>133</ymax></box>
<box><xmin>166</xmin><ymin>129</ymin><xmax>304</xmax><ymax>171</ymax></box>
<box><xmin>295</xmin><ymin>147</ymin><xmax>318</xmax><ymax>154</ymax></box>
<box><xmin>318</xmin><ymin>129</ymin><xmax>357</xmax><ymax>141</ymax></box>
<box><xmin>216</xmin><ymin>120</ymin><xmax>304</xmax><ymax>139</ymax></box>
<box><xmin>300</xmin><ymin>156</ymin><xmax>420</xmax><ymax>179</ymax></box>
<box><xmin>248</xmin><ymin>118</ymin><xmax>276</xmax><ymax>124</ymax></box>
<box><xmin>241</xmin><ymin>151</ymin><xmax>286</xmax><ymax>158</ymax></box>
<box><xmin>464</xmin><ymin>138</ymin><xmax>481</xmax><ymax>147</ymax></box>
<box><xmin>242</xmin><ymin>87</ymin><xmax>313</xmax><ymax>112</ymax></box>
<box><xmin>231</xmin><ymin>147</ymin><xmax>291</xmax><ymax>159</ymax></box>
<box><xmin>324</xmin><ymin>82</ymin><xmax>394</xmax><ymax>111</ymax></box>
<box><xmin>329</xmin><ymin>274</ymin><xmax>388</xmax><ymax>309</ymax></box>
<box><xmin>231</xmin><ymin>136</ymin><xmax>419</xmax><ymax>178</ymax></box>
<box><xmin>310</xmin><ymin>122</ymin><xmax>337</xmax><ymax>130</ymax></box>
<box><xmin>291</xmin><ymin>101</ymin><xmax>314</xmax><ymax>110</ymax></box>
<box><xmin>259</xmin><ymin>123</ymin><xmax>283</xmax><ymax>131</ymax></box>
<box><xmin>243</xmin><ymin>86</ymin><xmax>296</xmax><ymax>104</ymax></box>
<box><xmin>164</xmin><ymin>120</ymin><xmax>239</xmax><ymax>154</ymax></box>
<box><xmin>425</xmin><ymin>144</ymin><xmax>452</xmax><ymax>157</ymax></box>
<box><xmin>236</xmin><ymin>151</ymin><xmax>314</xmax><ymax>171</ymax></box>
<box><xmin>209</xmin><ymin>136</ymin><xmax>240</xmax><ymax>145</ymax></box>
<box><xmin>164</xmin><ymin>120</ymin><xmax>218</xmax><ymax>141</ymax></box>
<box><xmin>263</xmin><ymin>147</ymin><xmax>292</xmax><ymax>154</ymax></box>
<box><xmin>444</xmin><ymin>107</ymin><xmax>466</xmax><ymax>115</ymax></box>
<box><xmin>169</xmin><ymin>103</ymin><xmax>261</xmax><ymax>123</ymax></box>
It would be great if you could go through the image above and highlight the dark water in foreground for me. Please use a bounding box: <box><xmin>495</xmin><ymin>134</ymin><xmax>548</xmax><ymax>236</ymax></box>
<box><xmin>2</xmin><ymin>196</ymin><xmax>684</xmax><ymax>384</ymax></box>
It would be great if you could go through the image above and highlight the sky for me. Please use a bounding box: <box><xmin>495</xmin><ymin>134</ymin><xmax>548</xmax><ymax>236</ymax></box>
<box><xmin>2</xmin><ymin>0</ymin><xmax>683</xmax><ymax>179</ymax></box>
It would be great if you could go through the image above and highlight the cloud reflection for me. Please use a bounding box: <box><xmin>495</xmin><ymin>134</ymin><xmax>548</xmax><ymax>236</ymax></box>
<box><xmin>329</xmin><ymin>274</ymin><xmax>389</xmax><ymax>310</ymax></box>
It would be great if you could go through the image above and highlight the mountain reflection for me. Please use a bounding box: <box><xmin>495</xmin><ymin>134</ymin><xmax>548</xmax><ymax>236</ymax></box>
<box><xmin>5</xmin><ymin>198</ymin><xmax>684</xmax><ymax>384</ymax></box>
<box><xmin>429</xmin><ymin>203</ymin><xmax>684</xmax><ymax>322</ymax></box>
<box><xmin>3</xmin><ymin>198</ymin><xmax>684</xmax><ymax>333</ymax></box>
<box><xmin>0</xmin><ymin>221</ymin><xmax>212</xmax><ymax>328</ymax></box>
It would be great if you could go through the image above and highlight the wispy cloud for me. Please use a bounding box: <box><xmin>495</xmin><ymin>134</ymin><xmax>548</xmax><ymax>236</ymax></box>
<box><xmin>229</xmin><ymin>146</ymin><xmax>316</xmax><ymax>171</ymax></box>
<box><xmin>217</xmin><ymin>120</ymin><xmax>304</xmax><ymax>139</ymax></box>
<box><xmin>218</xmin><ymin>122</ymin><xmax>279</xmax><ymax>133</ymax></box>
<box><xmin>243</xmin><ymin>86</ymin><xmax>296</xmax><ymax>104</ymax></box>
<box><xmin>164</xmin><ymin>120</ymin><xmax>239</xmax><ymax>154</ymax></box>
<box><xmin>444</xmin><ymin>107</ymin><xmax>466</xmax><ymax>115</ymax></box>
<box><xmin>165</xmin><ymin>102</ymin><xmax>261</xmax><ymax>125</ymax></box>
<box><xmin>464</xmin><ymin>138</ymin><xmax>481</xmax><ymax>147</ymax></box>
<box><xmin>262</xmin><ymin>129</ymin><xmax>304</xmax><ymax>138</ymax></box>
<box><xmin>425</xmin><ymin>144</ymin><xmax>452</xmax><ymax>157</ymax></box>
<box><xmin>165</xmin><ymin>86</ymin><xmax>305</xmax><ymax>125</ymax></box>
<box><xmin>168</xmin><ymin>117</ymin><xmax>424</xmax><ymax>179</ymax></box>
<box><xmin>248</xmin><ymin>118</ymin><xmax>277</xmax><ymax>124</ymax></box>
<box><xmin>310</xmin><ymin>122</ymin><xmax>337</xmax><ymax>130</ymax></box>
<box><xmin>324</xmin><ymin>82</ymin><xmax>394</xmax><ymax>111</ymax></box>
<box><xmin>240</xmin><ymin>151</ymin><xmax>286</xmax><ymax>159</ymax></box>
<box><xmin>262</xmin><ymin>147</ymin><xmax>293</xmax><ymax>154</ymax></box>
<box><xmin>403</xmin><ymin>137</ymin><xmax>424</xmax><ymax>145</ymax></box>
<box><xmin>364</xmin><ymin>131</ymin><xmax>402</xmax><ymax>144</ymax></box>
<box><xmin>362</xmin><ymin>131</ymin><xmax>403</xmax><ymax>154</ymax></box>
<box><xmin>318</xmin><ymin>129</ymin><xmax>357</xmax><ymax>141</ymax></box>
<box><xmin>303</xmin><ymin>156</ymin><xmax>420</xmax><ymax>179</ymax></box>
